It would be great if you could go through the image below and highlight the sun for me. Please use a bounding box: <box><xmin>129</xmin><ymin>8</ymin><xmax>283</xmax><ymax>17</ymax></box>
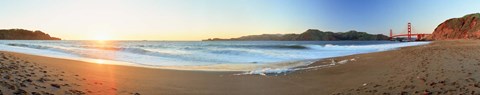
<box><xmin>93</xmin><ymin>33</ymin><xmax>113</xmax><ymax>41</ymax></box>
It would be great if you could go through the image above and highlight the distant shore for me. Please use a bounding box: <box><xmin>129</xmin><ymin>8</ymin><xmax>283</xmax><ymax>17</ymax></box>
<box><xmin>1</xmin><ymin>40</ymin><xmax>479</xmax><ymax>94</ymax></box>
<box><xmin>203</xmin><ymin>29</ymin><xmax>388</xmax><ymax>41</ymax></box>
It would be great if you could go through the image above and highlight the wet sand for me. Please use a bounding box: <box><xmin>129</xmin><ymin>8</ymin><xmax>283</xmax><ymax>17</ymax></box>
<box><xmin>1</xmin><ymin>40</ymin><xmax>480</xmax><ymax>94</ymax></box>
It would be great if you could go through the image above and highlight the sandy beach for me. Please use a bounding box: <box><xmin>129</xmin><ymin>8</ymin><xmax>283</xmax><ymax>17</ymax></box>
<box><xmin>1</xmin><ymin>40</ymin><xmax>480</xmax><ymax>95</ymax></box>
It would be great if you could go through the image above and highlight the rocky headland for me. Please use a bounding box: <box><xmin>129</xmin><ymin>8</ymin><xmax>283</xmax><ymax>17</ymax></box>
<box><xmin>0</xmin><ymin>29</ymin><xmax>61</xmax><ymax>40</ymax></box>
<box><xmin>426</xmin><ymin>13</ymin><xmax>480</xmax><ymax>40</ymax></box>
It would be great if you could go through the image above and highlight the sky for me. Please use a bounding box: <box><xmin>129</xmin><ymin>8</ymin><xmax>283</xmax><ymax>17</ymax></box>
<box><xmin>0</xmin><ymin>0</ymin><xmax>479</xmax><ymax>40</ymax></box>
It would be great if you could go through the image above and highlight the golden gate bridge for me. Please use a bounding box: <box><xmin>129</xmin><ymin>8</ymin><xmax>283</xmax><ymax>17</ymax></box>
<box><xmin>389</xmin><ymin>22</ymin><xmax>431</xmax><ymax>41</ymax></box>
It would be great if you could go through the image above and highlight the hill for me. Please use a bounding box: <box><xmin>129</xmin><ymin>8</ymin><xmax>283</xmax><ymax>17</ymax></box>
<box><xmin>0</xmin><ymin>29</ymin><xmax>61</xmax><ymax>40</ymax></box>
<box><xmin>204</xmin><ymin>29</ymin><xmax>388</xmax><ymax>41</ymax></box>
<box><xmin>426</xmin><ymin>13</ymin><xmax>480</xmax><ymax>40</ymax></box>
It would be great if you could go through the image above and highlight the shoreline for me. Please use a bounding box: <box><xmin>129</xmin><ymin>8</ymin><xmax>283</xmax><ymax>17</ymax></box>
<box><xmin>1</xmin><ymin>40</ymin><xmax>479</xmax><ymax>94</ymax></box>
<box><xmin>0</xmin><ymin>41</ymin><xmax>430</xmax><ymax>73</ymax></box>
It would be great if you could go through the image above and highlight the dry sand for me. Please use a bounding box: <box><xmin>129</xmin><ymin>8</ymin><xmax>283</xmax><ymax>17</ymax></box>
<box><xmin>1</xmin><ymin>40</ymin><xmax>480</xmax><ymax>95</ymax></box>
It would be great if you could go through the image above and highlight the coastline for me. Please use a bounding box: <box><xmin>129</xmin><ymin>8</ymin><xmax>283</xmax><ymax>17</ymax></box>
<box><xmin>1</xmin><ymin>40</ymin><xmax>479</xmax><ymax>94</ymax></box>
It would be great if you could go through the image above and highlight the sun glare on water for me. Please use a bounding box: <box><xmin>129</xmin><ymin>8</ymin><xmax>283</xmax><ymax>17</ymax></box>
<box><xmin>94</xmin><ymin>59</ymin><xmax>106</xmax><ymax>64</ymax></box>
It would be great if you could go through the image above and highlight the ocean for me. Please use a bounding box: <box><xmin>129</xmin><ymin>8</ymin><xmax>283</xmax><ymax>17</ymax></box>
<box><xmin>0</xmin><ymin>40</ymin><xmax>429</xmax><ymax>74</ymax></box>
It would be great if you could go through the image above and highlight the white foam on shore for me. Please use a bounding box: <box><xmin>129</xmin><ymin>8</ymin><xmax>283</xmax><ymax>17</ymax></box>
<box><xmin>237</xmin><ymin>59</ymin><xmax>348</xmax><ymax>75</ymax></box>
<box><xmin>236</xmin><ymin>42</ymin><xmax>431</xmax><ymax>75</ymax></box>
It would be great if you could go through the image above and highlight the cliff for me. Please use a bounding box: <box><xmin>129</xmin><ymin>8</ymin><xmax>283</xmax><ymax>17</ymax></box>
<box><xmin>426</xmin><ymin>13</ymin><xmax>480</xmax><ymax>40</ymax></box>
<box><xmin>204</xmin><ymin>29</ymin><xmax>388</xmax><ymax>41</ymax></box>
<box><xmin>0</xmin><ymin>29</ymin><xmax>61</xmax><ymax>40</ymax></box>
